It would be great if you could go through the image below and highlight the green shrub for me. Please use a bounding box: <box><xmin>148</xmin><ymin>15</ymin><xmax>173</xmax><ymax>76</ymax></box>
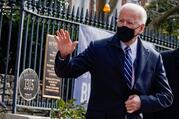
<box><xmin>51</xmin><ymin>99</ymin><xmax>86</xmax><ymax>119</ymax></box>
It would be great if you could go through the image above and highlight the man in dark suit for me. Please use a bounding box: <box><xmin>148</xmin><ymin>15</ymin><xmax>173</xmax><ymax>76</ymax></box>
<box><xmin>150</xmin><ymin>48</ymin><xmax>179</xmax><ymax>119</ymax></box>
<box><xmin>54</xmin><ymin>3</ymin><xmax>173</xmax><ymax>119</ymax></box>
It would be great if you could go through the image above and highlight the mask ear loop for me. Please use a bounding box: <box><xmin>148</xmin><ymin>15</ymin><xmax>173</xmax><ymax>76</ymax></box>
<box><xmin>133</xmin><ymin>25</ymin><xmax>142</xmax><ymax>37</ymax></box>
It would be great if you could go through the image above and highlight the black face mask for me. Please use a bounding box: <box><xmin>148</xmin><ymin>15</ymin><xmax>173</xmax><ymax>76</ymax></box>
<box><xmin>116</xmin><ymin>26</ymin><xmax>139</xmax><ymax>42</ymax></box>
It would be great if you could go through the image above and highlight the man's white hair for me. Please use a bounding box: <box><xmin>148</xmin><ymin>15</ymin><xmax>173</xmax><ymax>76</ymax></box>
<box><xmin>119</xmin><ymin>3</ymin><xmax>147</xmax><ymax>24</ymax></box>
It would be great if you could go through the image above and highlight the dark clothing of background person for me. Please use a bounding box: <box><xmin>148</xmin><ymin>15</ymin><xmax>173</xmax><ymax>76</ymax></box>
<box><xmin>151</xmin><ymin>48</ymin><xmax>179</xmax><ymax>119</ymax></box>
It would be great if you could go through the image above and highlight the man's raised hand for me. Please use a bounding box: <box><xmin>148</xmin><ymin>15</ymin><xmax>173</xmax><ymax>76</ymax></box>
<box><xmin>55</xmin><ymin>29</ymin><xmax>78</xmax><ymax>59</ymax></box>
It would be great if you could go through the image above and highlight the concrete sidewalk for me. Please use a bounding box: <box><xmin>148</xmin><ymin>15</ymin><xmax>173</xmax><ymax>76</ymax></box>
<box><xmin>0</xmin><ymin>113</ymin><xmax>50</xmax><ymax>119</ymax></box>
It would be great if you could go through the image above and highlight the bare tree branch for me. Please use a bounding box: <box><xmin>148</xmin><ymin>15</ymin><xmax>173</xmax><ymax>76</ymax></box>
<box><xmin>147</xmin><ymin>3</ymin><xmax>179</xmax><ymax>29</ymax></box>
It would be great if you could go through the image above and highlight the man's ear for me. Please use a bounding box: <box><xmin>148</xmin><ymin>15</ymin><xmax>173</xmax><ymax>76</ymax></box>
<box><xmin>139</xmin><ymin>24</ymin><xmax>145</xmax><ymax>34</ymax></box>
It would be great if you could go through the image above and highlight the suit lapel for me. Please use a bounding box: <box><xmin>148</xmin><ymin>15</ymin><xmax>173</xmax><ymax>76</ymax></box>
<box><xmin>134</xmin><ymin>39</ymin><xmax>150</xmax><ymax>83</ymax></box>
<box><xmin>107</xmin><ymin>36</ymin><xmax>150</xmax><ymax>87</ymax></box>
<box><xmin>107</xmin><ymin>36</ymin><xmax>125</xmax><ymax>79</ymax></box>
<box><xmin>174</xmin><ymin>48</ymin><xmax>179</xmax><ymax>69</ymax></box>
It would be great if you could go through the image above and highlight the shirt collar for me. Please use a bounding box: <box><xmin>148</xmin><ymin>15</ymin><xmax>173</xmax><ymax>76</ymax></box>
<box><xmin>120</xmin><ymin>39</ymin><xmax>138</xmax><ymax>54</ymax></box>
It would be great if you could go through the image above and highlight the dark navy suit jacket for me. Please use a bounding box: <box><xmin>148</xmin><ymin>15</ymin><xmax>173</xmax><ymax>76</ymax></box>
<box><xmin>55</xmin><ymin>35</ymin><xmax>173</xmax><ymax>119</ymax></box>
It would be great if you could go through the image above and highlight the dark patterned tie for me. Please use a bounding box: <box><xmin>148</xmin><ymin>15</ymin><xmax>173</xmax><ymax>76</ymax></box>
<box><xmin>124</xmin><ymin>47</ymin><xmax>133</xmax><ymax>89</ymax></box>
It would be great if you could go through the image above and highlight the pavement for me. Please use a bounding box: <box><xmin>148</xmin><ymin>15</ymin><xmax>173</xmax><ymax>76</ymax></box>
<box><xmin>0</xmin><ymin>113</ymin><xmax>50</xmax><ymax>119</ymax></box>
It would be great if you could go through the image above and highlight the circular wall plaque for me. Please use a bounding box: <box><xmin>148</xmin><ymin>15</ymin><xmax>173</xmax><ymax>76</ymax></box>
<box><xmin>19</xmin><ymin>68</ymin><xmax>39</xmax><ymax>101</ymax></box>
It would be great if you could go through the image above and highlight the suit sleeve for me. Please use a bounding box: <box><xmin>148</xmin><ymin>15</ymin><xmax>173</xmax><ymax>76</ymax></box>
<box><xmin>54</xmin><ymin>42</ymin><xmax>95</xmax><ymax>78</ymax></box>
<box><xmin>140</xmin><ymin>54</ymin><xmax>173</xmax><ymax>113</ymax></box>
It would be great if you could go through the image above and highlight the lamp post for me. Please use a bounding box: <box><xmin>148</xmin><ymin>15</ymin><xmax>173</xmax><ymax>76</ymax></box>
<box><xmin>64</xmin><ymin>0</ymin><xmax>69</xmax><ymax>10</ymax></box>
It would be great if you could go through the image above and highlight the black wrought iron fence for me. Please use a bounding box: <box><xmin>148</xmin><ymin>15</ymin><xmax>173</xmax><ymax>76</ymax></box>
<box><xmin>0</xmin><ymin>0</ymin><xmax>178</xmax><ymax>115</ymax></box>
